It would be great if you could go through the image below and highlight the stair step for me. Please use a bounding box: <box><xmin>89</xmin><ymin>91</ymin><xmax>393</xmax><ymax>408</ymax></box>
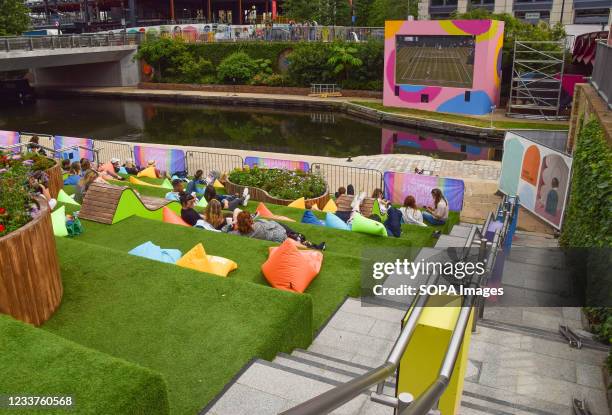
<box><xmin>205</xmin><ymin>359</ymin><xmax>392</xmax><ymax>415</ymax></box>
<box><xmin>434</xmin><ymin>234</ymin><xmax>469</xmax><ymax>248</ymax></box>
<box><xmin>277</xmin><ymin>352</ymin><xmax>396</xmax><ymax>389</ymax></box>
<box><xmin>450</xmin><ymin>224</ymin><xmax>474</xmax><ymax>238</ymax></box>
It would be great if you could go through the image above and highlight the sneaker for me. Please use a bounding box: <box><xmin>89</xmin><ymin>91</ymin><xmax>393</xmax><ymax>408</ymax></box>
<box><xmin>316</xmin><ymin>242</ymin><xmax>326</xmax><ymax>251</ymax></box>
<box><xmin>242</xmin><ymin>187</ymin><xmax>249</xmax><ymax>198</ymax></box>
<box><xmin>432</xmin><ymin>230</ymin><xmax>442</xmax><ymax>239</ymax></box>
<box><xmin>242</xmin><ymin>193</ymin><xmax>250</xmax><ymax>206</ymax></box>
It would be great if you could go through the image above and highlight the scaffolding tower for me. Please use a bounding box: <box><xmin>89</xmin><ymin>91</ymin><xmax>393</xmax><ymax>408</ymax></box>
<box><xmin>507</xmin><ymin>40</ymin><xmax>567</xmax><ymax>120</ymax></box>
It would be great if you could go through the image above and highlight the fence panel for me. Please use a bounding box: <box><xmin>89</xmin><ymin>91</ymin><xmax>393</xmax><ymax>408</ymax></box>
<box><xmin>186</xmin><ymin>151</ymin><xmax>243</xmax><ymax>176</ymax></box>
<box><xmin>310</xmin><ymin>163</ymin><xmax>383</xmax><ymax>196</ymax></box>
<box><xmin>19</xmin><ymin>132</ymin><xmax>55</xmax><ymax>152</ymax></box>
<box><xmin>93</xmin><ymin>140</ymin><xmax>133</xmax><ymax>165</ymax></box>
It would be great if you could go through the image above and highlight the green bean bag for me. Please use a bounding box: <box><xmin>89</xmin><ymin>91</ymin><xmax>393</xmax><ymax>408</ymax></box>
<box><xmin>351</xmin><ymin>213</ymin><xmax>387</xmax><ymax>237</ymax></box>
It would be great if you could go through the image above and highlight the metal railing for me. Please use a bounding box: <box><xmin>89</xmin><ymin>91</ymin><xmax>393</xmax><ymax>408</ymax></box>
<box><xmin>185</xmin><ymin>150</ymin><xmax>243</xmax><ymax>176</ymax></box>
<box><xmin>591</xmin><ymin>41</ymin><xmax>612</xmax><ymax>109</ymax></box>
<box><xmin>281</xmin><ymin>271</ymin><xmax>441</xmax><ymax>415</ymax></box>
<box><xmin>94</xmin><ymin>141</ymin><xmax>133</xmax><ymax>167</ymax></box>
<box><xmin>282</xmin><ymin>195</ymin><xmax>517</xmax><ymax>415</ymax></box>
<box><xmin>0</xmin><ymin>33</ymin><xmax>143</xmax><ymax>52</ymax></box>
<box><xmin>54</xmin><ymin>144</ymin><xmax>100</xmax><ymax>165</ymax></box>
<box><xmin>310</xmin><ymin>163</ymin><xmax>383</xmax><ymax>198</ymax></box>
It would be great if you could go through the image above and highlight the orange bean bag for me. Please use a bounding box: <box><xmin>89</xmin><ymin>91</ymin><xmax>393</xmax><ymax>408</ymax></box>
<box><xmin>162</xmin><ymin>206</ymin><xmax>190</xmax><ymax>227</ymax></box>
<box><xmin>261</xmin><ymin>239</ymin><xmax>323</xmax><ymax>293</ymax></box>
<box><xmin>255</xmin><ymin>202</ymin><xmax>295</xmax><ymax>222</ymax></box>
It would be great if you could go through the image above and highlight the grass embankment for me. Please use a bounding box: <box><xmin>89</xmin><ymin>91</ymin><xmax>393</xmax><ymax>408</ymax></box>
<box><xmin>351</xmin><ymin>101</ymin><xmax>569</xmax><ymax>131</ymax></box>
<box><xmin>44</xmin><ymin>238</ymin><xmax>312</xmax><ymax>415</ymax></box>
<box><xmin>1</xmin><ymin>314</ymin><xmax>170</xmax><ymax>415</ymax></box>
<box><xmin>39</xmin><ymin>178</ymin><xmax>458</xmax><ymax>413</ymax></box>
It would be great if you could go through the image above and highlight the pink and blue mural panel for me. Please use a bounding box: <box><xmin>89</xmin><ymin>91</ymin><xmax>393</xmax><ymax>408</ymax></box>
<box><xmin>383</xmin><ymin>171</ymin><xmax>465</xmax><ymax>211</ymax></box>
<box><xmin>383</xmin><ymin>20</ymin><xmax>504</xmax><ymax>115</ymax></box>
<box><xmin>54</xmin><ymin>136</ymin><xmax>95</xmax><ymax>161</ymax></box>
<box><xmin>244</xmin><ymin>157</ymin><xmax>309</xmax><ymax>172</ymax></box>
<box><xmin>381</xmin><ymin>129</ymin><xmax>491</xmax><ymax>161</ymax></box>
<box><xmin>0</xmin><ymin>130</ymin><xmax>20</xmax><ymax>151</ymax></box>
<box><xmin>133</xmin><ymin>145</ymin><xmax>186</xmax><ymax>174</ymax></box>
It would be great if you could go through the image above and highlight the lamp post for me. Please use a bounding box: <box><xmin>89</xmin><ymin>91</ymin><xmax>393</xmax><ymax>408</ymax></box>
<box><xmin>490</xmin><ymin>105</ymin><xmax>496</xmax><ymax>129</ymax></box>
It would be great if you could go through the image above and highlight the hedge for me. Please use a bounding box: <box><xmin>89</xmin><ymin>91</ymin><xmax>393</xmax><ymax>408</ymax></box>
<box><xmin>141</xmin><ymin>39</ymin><xmax>384</xmax><ymax>90</ymax></box>
<box><xmin>0</xmin><ymin>314</ymin><xmax>170</xmax><ymax>415</ymax></box>
<box><xmin>560</xmin><ymin>117</ymin><xmax>611</xmax><ymax>370</ymax></box>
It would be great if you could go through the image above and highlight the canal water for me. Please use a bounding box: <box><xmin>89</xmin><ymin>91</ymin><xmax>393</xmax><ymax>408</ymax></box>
<box><xmin>0</xmin><ymin>97</ymin><xmax>501</xmax><ymax>161</ymax></box>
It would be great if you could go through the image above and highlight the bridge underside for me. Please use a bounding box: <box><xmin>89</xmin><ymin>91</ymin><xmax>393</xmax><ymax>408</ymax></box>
<box><xmin>0</xmin><ymin>46</ymin><xmax>140</xmax><ymax>87</ymax></box>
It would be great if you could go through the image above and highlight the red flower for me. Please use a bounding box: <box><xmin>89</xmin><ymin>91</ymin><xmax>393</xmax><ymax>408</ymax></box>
<box><xmin>0</xmin><ymin>224</ymin><xmax>5</xmax><ymax>233</ymax></box>
<box><xmin>0</xmin><ymin>208</ymin><xmax>5</xmax><ymax>215</ymax></box>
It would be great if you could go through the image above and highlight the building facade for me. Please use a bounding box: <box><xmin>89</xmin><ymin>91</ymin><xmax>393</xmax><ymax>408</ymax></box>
<box><xmin>419</xmin><ymin>0</ymin><xmax>611</xmax><ymax>26</ymax></box>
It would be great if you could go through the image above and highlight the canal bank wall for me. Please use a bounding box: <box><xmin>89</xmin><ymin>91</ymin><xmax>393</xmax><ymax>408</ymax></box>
<box><xmin>37</xmin><ymin>86</ymin><xmax>506</xmax><ymax>140</ymax></box>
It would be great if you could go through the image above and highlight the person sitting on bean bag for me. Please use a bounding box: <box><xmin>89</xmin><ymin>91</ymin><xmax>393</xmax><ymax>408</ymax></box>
<box><xmin>165</xmin><ymin>179</ymin><xmax>185</xmax><ymax>202</ymax></box>
<box><xmin>230</xmin><ymin>211</ymin><xmax>326</xmax><ymax>250</ymax></box>
<box><xmin>123</xmin><ymin>158</ymin><xmax>139</xmax><ymax>175</ymax></box>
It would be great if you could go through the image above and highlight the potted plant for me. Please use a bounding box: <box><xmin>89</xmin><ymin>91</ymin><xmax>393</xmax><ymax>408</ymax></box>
<box><xmin>0</xmin><ymin>150</ymin><xmax>63</xmax><ymax>325</ymax></box>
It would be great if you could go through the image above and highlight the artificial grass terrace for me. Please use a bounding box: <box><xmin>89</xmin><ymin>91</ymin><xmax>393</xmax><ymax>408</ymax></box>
<box><xmin>44</xmin><ymin>238</ymin><xmax>312</xmax><ymax>415</ymax></box>
<box><xmin>0</xmin><ymin>314</ymin><xmax>170</xmax><ymax>415</ymax></box>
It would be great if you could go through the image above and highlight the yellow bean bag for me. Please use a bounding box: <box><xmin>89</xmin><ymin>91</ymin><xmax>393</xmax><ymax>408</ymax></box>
<box><xmin>137</xmin><ymin>166</ymin><xmax>158</xmax><ymax>178</ymax></box>
<box><xmin>323</xmin><ymin>199</ymin><xmax>337</xmax><ymax>213</ymax></box>
<box><xmin>129</xmin><ymin>176</ymin><xmax>160</xmax><ymax>188</ymax></box>
<box><xmin>176</xmin><ymin>243</ymin><xmax>238</xmax><ymax>277</ymax></box>
<box><xmin>213</xmin><ymin>179</ymin><xmax>224</xmax><ymax>188</ymax></box>
<box><xmin>288</xmin><ymin>197</ymin><xmax>306</xmax><ymax>209</ymax></box>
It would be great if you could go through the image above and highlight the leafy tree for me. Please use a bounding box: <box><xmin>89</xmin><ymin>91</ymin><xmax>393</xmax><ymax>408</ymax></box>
<box><xmin>352</xmin><ymin>0</ymin><xmax>373</xmax><ymax>26</ymax></box>
<box><xmin>316</xmin><ymin>0</ymin><xmax>351</xmax><ymax>26</ymax></box>
<box><xmin>327</xmin><ymin>43</ymin><xmax>363</xmax><ymax>80</ymax></box>
<box><xmin>217</xmin><ymin>52</ymin><xmax>258</xmax><ymax>84</ymax></box>
<box><xmin>367</xmin><ymin>0</ymin><xmax>416</xmax><ymax>26</ymax></box>
<box><xmin>0</xmin><ymin>0</ymin><xmax>30</xmax><ymax>36</ymax></box>
<box><xmin>286</xmin><ymin>43</ymin><xmax>334</xmax><ymax>85</ymax></box>
<box><xmin>283</xmin><ymin>0</ymin><xmax>317</xmax><ymax>22</ymax></box>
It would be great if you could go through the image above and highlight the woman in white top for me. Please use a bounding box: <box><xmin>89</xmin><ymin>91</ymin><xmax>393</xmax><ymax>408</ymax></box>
<box><xmin>399</xmin><ymin>195</ymin><xmax>426</xmax><ymax>227</ymax></box>
<box><xmin>423</xmin><ymin>188</ymin><xmax>449</xmax><ymax>226</ymax></box>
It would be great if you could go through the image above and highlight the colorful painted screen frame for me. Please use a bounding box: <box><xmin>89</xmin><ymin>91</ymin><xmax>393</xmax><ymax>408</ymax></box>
<box><xmin>383</xmin><ymin>20</ymin><xmax>504</xmax><ymax>115</ymax></box>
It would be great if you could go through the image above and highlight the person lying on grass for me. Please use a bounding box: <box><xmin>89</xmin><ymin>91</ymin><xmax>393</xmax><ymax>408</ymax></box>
<box><xmin>229</xmin><ymin>210</ymin><xmax>326</xmax><ymax>250</ymax></box>
<box><xmin>203</xmin><ymin>199</ymin><xmax>237</xmax><ymax>231</ymax></box>
<box><xmin>122</xmin><ymin>158</ymin><xmax>138</xmax><ymax>175</ymax></box>
<box><xmin>399</xmin><ymin>195</ymin><xmax>426</xmax><ymax>227</ymax></box>
<box><xmin>203</xmin><ymin>185</ymin><xmax>249</xmax><ymax>211</ymax></box>
<box><xmin>180</xmin><ymin>192</ymin><xmax>208</xmax><ymax>227</ymax></box>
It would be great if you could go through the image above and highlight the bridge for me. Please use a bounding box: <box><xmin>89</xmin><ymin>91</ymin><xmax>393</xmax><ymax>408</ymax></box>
<box><xmin>0</xmin><ymin>34</ymin><xmax>142</xmax><ymax>87</ymax></box>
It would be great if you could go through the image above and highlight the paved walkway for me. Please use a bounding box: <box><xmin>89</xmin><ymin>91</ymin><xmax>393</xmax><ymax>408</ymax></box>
<box><xmin>205</xmin><ymin>226</ymin><xmax>609</xmax><ymax>415</ymax></box>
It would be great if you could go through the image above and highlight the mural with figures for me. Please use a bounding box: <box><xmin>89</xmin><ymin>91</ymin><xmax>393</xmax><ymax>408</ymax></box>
<box><xmin>498</xmin><ymin>132</ymin><xmax>572</xmax><ymax>229</ymax></box>
<box><xmin>380</xmin><ymin>129</ymin><xmax>493</xmax><ymax>160</ymax></box>
<box><xmin>383</xmin><ymin>20</ymin><xmax>504</xmax><ymax>115</ymax></box>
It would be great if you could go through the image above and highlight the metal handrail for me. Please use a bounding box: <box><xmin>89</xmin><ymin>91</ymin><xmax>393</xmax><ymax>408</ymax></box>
<box><xmin>401</xmin><ymin>229</ymin><xmax>501</xmax><ymax>415</ymax></box>
<box><xmin>280</xmin><ymin>271</ymin><xmax>440</xmax><ymax>415</ymax></box>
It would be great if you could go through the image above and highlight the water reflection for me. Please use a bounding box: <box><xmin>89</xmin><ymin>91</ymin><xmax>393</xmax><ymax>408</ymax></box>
<box><xmin>0</xmin><ymin>97</ymin><xmax>500</xmax><ymax>161</ymax></box>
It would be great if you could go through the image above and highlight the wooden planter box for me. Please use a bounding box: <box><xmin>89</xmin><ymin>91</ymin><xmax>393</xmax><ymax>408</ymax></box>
<box><xmin>224</xmin><ymin>179</ymin><xmax>330</xmax><ymax>209</ymax></box>
<box><xmin>45</xmin><ymin>160</ymin><xmax>63</xmax><ymax>199</ymax></box>
<box><xmin>0</xmin><ymin>197</ymin><xmax>63</xmax><ymax>326</ymax></box>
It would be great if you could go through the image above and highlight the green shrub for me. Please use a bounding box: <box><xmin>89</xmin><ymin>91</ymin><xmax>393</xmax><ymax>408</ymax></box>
<box><xmin>217</xmin><ymin>52</ymin><xmax>258</xmax><ymax>84</ymax></box>
<box><xmin>286</xmin><ymin>43</ymin><xmax>334</xmax><ymax>85</ymax></box>
<box><xmin>229</xmin><ymin>166</ymin><xmax>327</xmax><ymax>200</ymax></box>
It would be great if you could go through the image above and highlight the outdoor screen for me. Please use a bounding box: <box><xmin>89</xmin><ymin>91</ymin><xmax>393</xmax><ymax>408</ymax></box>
<box><xmin>395</xmin><ymin>35</ymin><xmax>475</xmax><ymax>88</ymax></box>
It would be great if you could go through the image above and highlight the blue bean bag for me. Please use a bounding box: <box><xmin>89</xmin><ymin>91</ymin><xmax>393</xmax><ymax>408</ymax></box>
<box><xmin>325</xmin><ymin>212</ymin><xmax>351</xmax><ymax>231</ymax></box>
<box><xmin>128</xmin><ymin>241</ymin><xmax>182</xmax><ymax>264</ymax></box>
<box><xmin>384</xmin><ymin>208</ymin><xmax>403</xmax><ymax>238</ymax></box>
<box><xmin>301</xmin><ymin>210</ymin><xmax>324</xmax><ymax>226</ymax></box>
<box><xmin>351</xmin><ymin>213</ymin><xmax>387</xmax><ymax>237</ymax></box>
